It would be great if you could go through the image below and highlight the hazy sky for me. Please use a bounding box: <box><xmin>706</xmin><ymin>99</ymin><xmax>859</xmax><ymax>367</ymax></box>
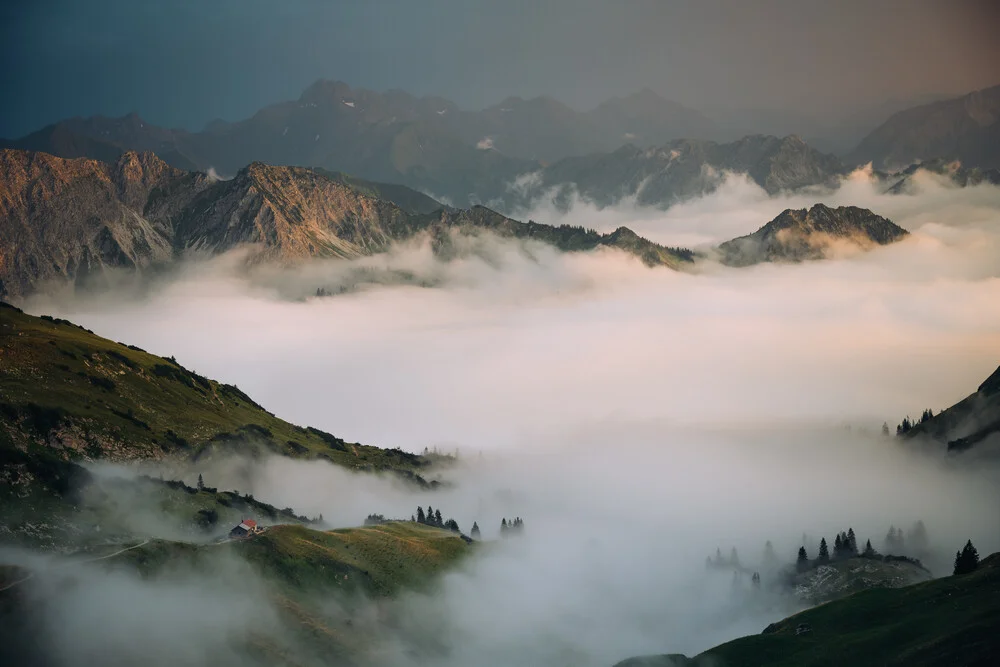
<box><xmin>1</xmin><ymin>0</ymin><xmax>998</xmax><ymax>137</ymax></box>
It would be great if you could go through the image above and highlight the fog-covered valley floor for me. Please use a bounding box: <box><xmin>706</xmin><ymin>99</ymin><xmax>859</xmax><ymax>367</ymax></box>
<box><xmin>13</xmin><ymin>171</ymin><xmax>1000</xmax><ymax>666</ymax></box>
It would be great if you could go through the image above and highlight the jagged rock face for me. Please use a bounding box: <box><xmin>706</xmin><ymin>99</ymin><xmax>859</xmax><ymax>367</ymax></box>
<box><xmin>515</xmin><ymin>135</ymin><xmax>845</xmax><ymax>210</ymax></box>
<box><xmin>175</xmin><ymin>163</ymin><xmax>411</xmax><ymax>260</ymax></box>
<box><xmin>717</xmin><ymin>204</ymin><xmax>909</xmax><ymax>266</ymax></box>
<box><xmin>849</xmin><ymin>84</ymin><xmax>1000</xmax><ymax>170</ymax></box>
<box><xmin>0</xmin><ymin>149</ymin><xmax>192</xmax><ymax>299</ymax></box>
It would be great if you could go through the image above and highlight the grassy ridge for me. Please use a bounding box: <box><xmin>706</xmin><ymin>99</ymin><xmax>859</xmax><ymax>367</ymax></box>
<box><xmin>617</xmin><ymin>553</ymin><xmax>1000</xmax><ymax>667</ymax></box>
<box><xmin>0</xmin><ymin>302</ymin><xmax>425</xmax><ymax>474</ymax></box>
<box><xmin>234</xmin><ymin>522</ymin><xmax>472</xmax><ymax>597</ymax></box>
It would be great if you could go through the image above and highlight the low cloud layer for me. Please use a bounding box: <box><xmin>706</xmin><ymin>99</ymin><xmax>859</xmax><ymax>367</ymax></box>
<box><xmin>14</xmin><ymin>172</ymin><xmax>1000</xmax><ymax>665</ymax></box>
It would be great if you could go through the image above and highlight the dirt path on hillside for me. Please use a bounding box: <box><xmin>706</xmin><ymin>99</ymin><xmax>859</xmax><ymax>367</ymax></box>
<box><xmin>0</xmin><ymin>539</ymin><xmax>151</xmax><ymax>592</ymax></box>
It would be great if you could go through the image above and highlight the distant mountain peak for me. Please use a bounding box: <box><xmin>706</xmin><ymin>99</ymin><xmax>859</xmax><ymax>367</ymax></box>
<box><xmin>718</xmin><ymin>204</ymin><xmax>908</xmax><ymax>266</ymax></box>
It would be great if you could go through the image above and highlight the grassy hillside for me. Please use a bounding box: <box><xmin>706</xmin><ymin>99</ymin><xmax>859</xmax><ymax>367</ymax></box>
<box><xmin>0</xmin><ymin>302</ymin><xmax>429</xmax><ymax>474</ymax></box>
<box><xmin>0</xmin><ymin>468</ymin><xmax>315</xmax><ymax>550</ymax></box>
<box><xmin>1</xmin><ymin>521</ymin><xmax>475</xmax><ymax>666</ymax></box>
<box><xmin>616</xmin><ymin>553</ymin><xmax>1000</xmax><ymax>667</ymax></box>
<box><xmin>232</xmin><ymin>522</ymin><xmax>472</xmax><ymax>596</ymax></box>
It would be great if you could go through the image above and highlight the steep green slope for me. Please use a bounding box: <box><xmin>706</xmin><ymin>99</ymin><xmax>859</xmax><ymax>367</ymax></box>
<box><xmin>0</xmin><ymin>302</ymin><xmax>426</xmax><ymax>473</ymax></box>
<box><xmin>616</xmin><ymin>553</ymin><xmax>1000</xmax><ymax>667</ymax></box>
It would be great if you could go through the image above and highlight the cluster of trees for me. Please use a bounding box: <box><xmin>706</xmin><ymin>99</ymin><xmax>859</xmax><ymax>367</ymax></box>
<box><xmin>500</xmin><ymin>517</ymin><xmax>524</xmax><ymax>537</ymax></box>
<box><xmin>795</xmin><ymin>521</ymin><xmax>932</xmax><ymax>573</ymax></box>
<box><xmin>954</xmin><ymin>540</ymin><xmax>980</xmax><ymax>575</ymax></box>
<box><xmin>364</xmin><ymin>513</ymin><xmax>388</xmax><ymax>526</ymax></box>
<box><xmin>895</xmin><ymin>409</ymin><xmax>935</xmax><ymax>435</ymax></box>
<box><xmin>884</xmin><ymin>521</ymin><xmax>927</xmax><ymax>555</ymax></box>
<box><xmin>833</xmin><ymin>528</ymin><xmax>859</xmax><ymax>558</ymax></box>
<box><xmin>797</xmin><ymin>527</ymin><xmax>874</xmax><ymax>572</ymax></box>
<box><xmin>413</xmin><ymin>506</ymin><xmax>461</xmax><ymax>533</ymax></box>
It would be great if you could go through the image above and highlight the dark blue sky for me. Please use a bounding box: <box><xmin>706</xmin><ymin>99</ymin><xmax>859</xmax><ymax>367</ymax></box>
<box><xmin>2</xmin><ymin>0</ymin><xmax>998</xmax><ymax>138</ymax></box>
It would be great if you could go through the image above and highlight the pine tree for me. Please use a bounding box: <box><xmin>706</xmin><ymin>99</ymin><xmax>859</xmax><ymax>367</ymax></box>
<box><xmin>818</xmin><ymin>538</ymin><xmax>830</xmax><ymax>563</ymax></box>
<box><xmin>501</xmin><ymin>518</ymin><xmax>508</xmax><ymax>537</ymax></box>
<box><xmin>862</xmin><ymin>539</ymin><xmax>876</xmax><ymax>557</ymax></box>
<box><xmin>751</xmin><ymin>572</ymin><xmax>761</xmax><ymax>588</ymax></box>
<box><xmin>796</xmin><ymin>546</ymin><xmax>809</xmax><ymax>572</ymax></box>
<box><xmin>416</xmin><ymin>507</ymin><xmax>426</xmax><ymax>524</ymax></box>
<box><xmin>881</xmin><ymin>422</ymin><xmax>890</xmax><ymax>437</ymax></box>
<box><xmin>444</xmin><ymin>518</ymin><xmax>460</xmax><ymax>532</ymax></box>
<box><xmin>471</xmin><ymin>522</ymin><xmax>481</xmax><ymax>540</ymax></box>
<box><xmin>847</xmin><ymin>528</ymin><xmax>858</xmax><ymax>556</ymax></box>
<box><xmin>834</xmin><ymin>534</ymin><xmax>843</xmax><ymax>558</ymax></box>
<box><xmin>434</xmin><ymin>509</ymin><xmax>443</xmax><ymax>527</ymax></box>
<box><xmin>197</xmin><ymin>474</ymin><xmax>205</xmax><ymax>490</ymax></box>
<box><xmin>426</xmin><ymin>506</ymin><xmax>434</xmax><ymax>524</ymax></box>
<box><xmin>954</xmin><ymin>540</ymin><xmax>981</xmax><ymax>575</ymax></box>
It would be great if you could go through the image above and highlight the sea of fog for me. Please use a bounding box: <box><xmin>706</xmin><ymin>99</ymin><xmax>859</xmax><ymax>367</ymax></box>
<box><xmin>15</xmin><ymin>167</ymin><xmax>1000</xmax><ymax>666</ymax></box>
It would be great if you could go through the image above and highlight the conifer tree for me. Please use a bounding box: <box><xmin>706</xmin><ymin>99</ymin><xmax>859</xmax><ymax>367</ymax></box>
<box><xmin>863</xmin><ymin>539</ymin><xmax>876</xmax><ymax>557</ymax></box>
<box><xmin>471</xmin><ymin>522</ymin><xmax>481</xmax><ymax>540</ymax></box>
<box><xmin>434</xmin><ymin>509</ymin><xmax>443</xmax><ymax>527</ymax></box>
<box><xmin>751</xmin><ymin>572</ymin><xmax>761</xmax><ymax>588</ymax></box>
<box><xmin>197</xmin><ymin>474</ymin><xmax>205</xmax><ymax>490</ymax></box>
<box><xmin>818</xmin><ymin>538</ymin><xmax>830</xmax><ymax>562</ymax></box>
<box><xmin>416</xmin><ymin>506</ymin><xmax>426</xmax><ymax>524</ymax></box>
<box><xmin>834</xmin><ymin>534</ymin><xmax>843</xmax><ymax>557</ymax></box>
<box><xmin>954</xmin><ymin>540</ymin><xmax>980</xmax><ymax>575</ymax></box>
<box><xmin>881</xmin><ymin>422</ymin><xmax>890</xmax><ymax>437</ymax></box>
<box><xmin>501</xmin><ymin>518</ymin><xmax>508</xmax><ymax>536</ymax></box>
<box><xmin>796</xmin><ymin>546</ymin><xmax>809</xmax><ymax>572</ymax></box>
<box><xmin>847</xmin><ymin>528</ymin><xmax>858</xmax><ymax>556</ymax></box>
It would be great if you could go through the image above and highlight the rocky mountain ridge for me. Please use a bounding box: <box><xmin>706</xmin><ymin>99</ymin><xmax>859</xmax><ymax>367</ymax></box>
<box><xmin>0</xmin><ymin>149</ymin><xmax>690</xmax><ymax>299</ymax></box>
<box><xmin>717</xmin><ymin>204</ymin><xmax>909</xmax><ymax>266</ymax></box>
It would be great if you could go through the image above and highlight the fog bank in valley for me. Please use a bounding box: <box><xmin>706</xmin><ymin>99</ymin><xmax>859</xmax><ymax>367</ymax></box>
<box><xmin>13</xmin><ymin>173</ymin><xmax>1000</xmax><ymax>666</ymax></box>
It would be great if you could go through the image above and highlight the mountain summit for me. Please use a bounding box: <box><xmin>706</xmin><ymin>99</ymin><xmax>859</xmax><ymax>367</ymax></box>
<box><xmin>717</xmin><ymin>204</ymin><xmax>909</xmax><ymax>266</ymax></box>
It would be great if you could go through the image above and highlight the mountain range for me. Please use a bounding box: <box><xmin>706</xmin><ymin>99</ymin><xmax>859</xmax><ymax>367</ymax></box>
<box><xmin>0</xmin><ymin>149</ymin><xmax>693</xmax><ymax>300</ymax></box>
<box><xmin>507</xmin><ymin>134</ymin><xmax>846</xmax><ymax>210</ymax></box>
<box><xmin>848</xmin><ymin>84</ymin><xmax>1000</xmax><ymax>170</ymax></box>
<box><xmin>3</xmin><ymin>80</ymin><xmax>998</xmax><ymax>210</ymax></box>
